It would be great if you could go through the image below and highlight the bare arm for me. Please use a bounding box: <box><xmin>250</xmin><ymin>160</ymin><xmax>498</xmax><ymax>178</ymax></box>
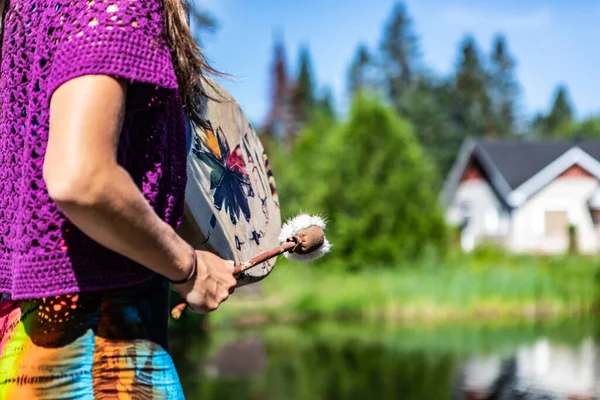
<box><xmin>45</xmin><ymin>75</ymin><xmax>235</xmax><ymax>312</ymax></box>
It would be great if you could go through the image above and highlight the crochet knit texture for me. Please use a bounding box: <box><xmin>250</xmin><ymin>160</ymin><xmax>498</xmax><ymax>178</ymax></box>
<box><xmin>0</xmin><ymin>0</ymin><xmax>187</xmax><ymax>299</ymax></box>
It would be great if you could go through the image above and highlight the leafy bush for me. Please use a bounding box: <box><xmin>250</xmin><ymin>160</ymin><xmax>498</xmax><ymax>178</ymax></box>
<box><xmin>270</xmin><ymin>94</ymin><xmax>448</xmax><ymax>269</ymax></box>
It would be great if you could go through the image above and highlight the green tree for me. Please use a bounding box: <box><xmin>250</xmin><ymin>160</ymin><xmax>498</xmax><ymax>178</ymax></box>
<box><xmin>380</xmin><ymin>2</ymin><xmax>420</xmax><ymax>111</ymax></box>
<box><xmin>348</xmin><ymin>44</ymin><xmax>374</xmax><ymax>95</ymax></box>
<box><xmin>547</xmin><ymin>86</ymin><xmax>574</xmax><ymax>135</ymax></box>
<box><xmin>489</xmin><ymin>35</ymin><xmax>519</xmax><ymax>136</ymax></box>
<box><xmin>532</xmin><ymin>86</ymin><xmax>574</xmax><ymax>138</ymax></box>
<box><xmin>532</xmin><ymin>116</ymin><xmax>600</xmax><ymax>140</ymax></box>
<box><xmin>376</xmin><ymin>3</ymin><xmax>461</xmax><ymax>179</ymax></box>
<box><xmin>263</xmin><ymin>35</ymin><xmax>291</xmax><ymax>140</ymax></box>
<box><xmin>292</xmin><ymin>46</ymin><xmax>317</xmax><ymax>127</ymax></box>
<box><xmin>399</xmin><ymin>80</ymin><xmax>461</xmax><ymax>184</ymax></box>
<box><xmin>291</xmin><ymin>95</ymin><xmax>447</xmax><ymax>268</ymax></box>
<box><xmin>452</xmin><ymin>36</ymin><xmax>492</xmax><ymax>137</ymax></box>
<box><xmin>315</xmin><ymin>88</ymin><xmax>336</xmax><ymax>120</ymax></box>
<box><xmin>573</xmin><ymin>117</ymin><xmax>600</xmax><ymax>138</ymax></box>
<box><xmin>548</xmin><ymin>86</ymin><xmax>574</xmax><ymax>127</ymax></box>
<box><xmin>271</xmin><ymin>109</ymin><xmax>337</xmax><ymax>220</ymax></box>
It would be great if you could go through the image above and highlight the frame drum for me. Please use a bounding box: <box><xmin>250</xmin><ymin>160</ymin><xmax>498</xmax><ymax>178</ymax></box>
<box><xmin>178</xmin><ymin>79</ymin><xmax>281</xmax><ymax>286</ymax></box>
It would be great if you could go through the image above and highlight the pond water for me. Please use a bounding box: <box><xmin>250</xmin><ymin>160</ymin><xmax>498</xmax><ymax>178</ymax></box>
<box><xmin>170</xmin><ymin>317</ymin><xmax>600</xmax><ymax>400</ymax></box>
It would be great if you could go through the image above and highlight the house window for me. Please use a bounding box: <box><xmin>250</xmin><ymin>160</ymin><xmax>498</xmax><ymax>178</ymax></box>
<box><xmin>544</xmin><ymin>211</ymin><xmax>568</xmax><ymax>237</ymax></box>
<box><xmin>592</xmin><ymin>210</ymin><xmax>600</xmax><ymax>225</ymax></box>
<box><xmin>459</xmin><ymin>201</ymin><xmax>472</xmax><ymax>230</ymax></box>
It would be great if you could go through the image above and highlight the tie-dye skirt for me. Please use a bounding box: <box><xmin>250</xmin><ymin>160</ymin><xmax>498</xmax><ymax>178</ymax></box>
<box><xmin>0</xmin><ymin>275</ymin><xmax>185</xmax><ymax>399</ymax></box>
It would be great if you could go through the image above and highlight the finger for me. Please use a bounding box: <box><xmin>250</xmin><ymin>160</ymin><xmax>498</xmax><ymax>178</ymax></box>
<box><xmin>226</xmin><ymin>260</ymin><xmax>235</xmax><ymax>273</ymax></box>
<box><xmin>227</xmin><ymin>271</ymin><xmax>238</xmax><ymax>287</ymax></box>
<box><xmin>188</xmin><ymin>297</ymin><xmax>218</xmax><ymax>314</ymax></box>
<box><xmin>206</xmin><ymin>284</ymin><xmax>229</xmax><ymax>304</ymax></box>
<box><xmin>228</xmin><ymin>276</ymin><xmax>237</xmax><ymax>289</ymax></box>
<box><xmin>216</xmin><ymin>288</ymin><xmax>230</xmax><ymax>303</ymax></box>
<box><xmin>212</xmin><ymin>277</ymin><xmax>219</xmax><ymax>296</ymax></box>
<box><xmin>217</xmin><ymin>272</ymin><xmax>237</xmax><ymax>290</ymax></box>
<box><xmin>198</xmin><ymin>300</ymin><xmax>220</xmax><ymax>313</ymax></box>
<box><xmin>213</xmin><ymin>281</ymin><xmax>230</xmax><ymax>300</ymax></box>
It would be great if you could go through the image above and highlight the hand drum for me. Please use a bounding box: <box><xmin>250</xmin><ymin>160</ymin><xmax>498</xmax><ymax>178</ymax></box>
<box><xmin>178</xmin><ymin>78</ymin><xmax>282</xmax><ymax>287</ymax></box>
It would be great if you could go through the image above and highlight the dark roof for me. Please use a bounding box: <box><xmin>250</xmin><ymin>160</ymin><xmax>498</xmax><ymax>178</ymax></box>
<box><xmin>474</xmin><ymin>139</ymin><xmax>600</xmax><ymax>190</ymax></box>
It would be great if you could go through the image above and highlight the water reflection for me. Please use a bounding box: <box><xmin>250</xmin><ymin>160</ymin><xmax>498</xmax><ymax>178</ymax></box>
<box><xmin>204</xmin><ymin>337</ymin><xmax>266</xmax><ymax>378</ymax></box>
<box><xmin>170</xmin><ymin>318</ymin><xmax>599</xmax><ymax>400</ymax></box>
<box><xmin>457</xmin><ymin>338</ymin><xmax>599</xmax><ymax>399</ymax></box>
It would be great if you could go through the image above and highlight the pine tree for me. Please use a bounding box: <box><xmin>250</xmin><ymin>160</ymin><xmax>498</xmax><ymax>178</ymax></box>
<box><xmin>452</xmin><ymin>36</ymin><xmax>492</xmax><ymax>137</ymax></box>
<box><xmin>532</xmin><ymin>86</ymin><xmax>574</xmax><ymax>138</ymax></box>
<box><xmin>316</xmin><ymin>88</ymin><xmax>335</xmax><ymax>120</ymax></box>
<box><xmin>489</xmin><ymin>35</ymin><xmax>519</xmax><ymax>136</ymax></box>
<box><xmin>402</xmin><ymin>79</ymin><xmax>462</xmax><ymax>183</ymax></box>
<box><xmin>545</xmin><ymin>85</ymin><xmax>573</xmax><ymax>134</ymax></box>
<box><xmin>348</xmin><ymin>44</ymin><xmax>373</xmax><ymax>94</ymax></box>
<box><xmin>264</xmin><ymin>35</ymin><xmax>292</xmax><ymax>140</ymax></box>
<box><xmin>291</xmin><ymin>46</ymin><xmax>316</xmax><ymax>127</ymax></box>
<box><xmin>380</xmin><ymin>2</ymin><xmax>420</xmax><ymax>111</ymax></box>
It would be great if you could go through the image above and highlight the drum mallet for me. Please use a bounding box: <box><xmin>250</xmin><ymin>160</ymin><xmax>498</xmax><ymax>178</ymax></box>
<box><xmin>171</xmin><ymin>214</ymin><xmax>331</xmax><ymax>319</ymax></box>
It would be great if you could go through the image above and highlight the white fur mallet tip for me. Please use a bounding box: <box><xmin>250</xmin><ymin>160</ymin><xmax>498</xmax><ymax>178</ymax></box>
<box><xmin>278</xmin><ymin>214</ymin><xmax>331</xmax><ymax>262</ymax></box>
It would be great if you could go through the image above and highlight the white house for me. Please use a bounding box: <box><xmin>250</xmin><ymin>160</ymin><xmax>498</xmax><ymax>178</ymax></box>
<box><xmin>443</xmin><ymin>138</ymin><xmax>600</xmax><ymax>254</ymax></box>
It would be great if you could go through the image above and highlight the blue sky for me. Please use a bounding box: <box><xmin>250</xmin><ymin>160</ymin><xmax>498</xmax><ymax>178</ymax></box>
<box><xmin>197</xmin><ymin>0</ymin><xmax>599</xmax><ymax>125</ymax></box>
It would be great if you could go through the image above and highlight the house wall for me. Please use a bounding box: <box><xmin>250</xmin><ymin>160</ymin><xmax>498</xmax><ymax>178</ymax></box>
<box><xmin>508</xmin><ymin>176</ymin><xmax>599</xmax><ymax>254</ymax></box>
<box><xmin>447</xmin><ymin>180</ymin><xmax>507</xmax><ymax>252</ymax></box>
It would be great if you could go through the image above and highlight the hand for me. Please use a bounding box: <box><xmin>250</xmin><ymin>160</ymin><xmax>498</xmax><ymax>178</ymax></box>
<box><xmin>171</xmin><ymin>251</ymin><xmax>237</xmax><ymax>313</ymax></box>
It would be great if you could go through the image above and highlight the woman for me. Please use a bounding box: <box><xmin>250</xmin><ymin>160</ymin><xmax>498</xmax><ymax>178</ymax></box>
<box><xmin>0</xmin><ymin>0</ymin><xmax>236</xmax><ymax>398</ymax></box>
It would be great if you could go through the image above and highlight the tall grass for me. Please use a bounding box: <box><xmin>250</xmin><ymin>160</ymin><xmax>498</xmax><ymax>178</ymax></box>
<box><xmin>211</xmin><ymin>252</ymin><xmax>600</xmax><ymax>326</ymax></box>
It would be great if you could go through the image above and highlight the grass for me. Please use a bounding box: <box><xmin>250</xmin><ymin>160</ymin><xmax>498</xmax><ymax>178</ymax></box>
<box><xmin>209</xmin><ymin>251</ymin><xmax>600</xmax><ymax>327</ymax></box>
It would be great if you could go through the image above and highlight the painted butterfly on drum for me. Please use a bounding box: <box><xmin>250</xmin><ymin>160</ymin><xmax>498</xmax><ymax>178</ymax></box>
<box><xmin>191</xmin><ymin>120</ymin><xmax>254</xmax><ymax>225</ymax></box>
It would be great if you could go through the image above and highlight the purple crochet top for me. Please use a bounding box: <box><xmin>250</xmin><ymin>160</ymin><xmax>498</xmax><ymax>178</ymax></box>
<box><xmin>0</xmin><ymin>0</ymin><xmax>187</xmax><ymax>299</ymax></box>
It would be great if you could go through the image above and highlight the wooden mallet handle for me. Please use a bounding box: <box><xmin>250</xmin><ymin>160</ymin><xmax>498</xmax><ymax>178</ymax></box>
<box><xmin>170</xmin><ymin>241</ymin><xmax>297</xmax><ymax>319</ymax></box>
<box><xmin>170</xmin><ymin>224</ymin><xmax>326</xmax><ymax>320</ymax></box>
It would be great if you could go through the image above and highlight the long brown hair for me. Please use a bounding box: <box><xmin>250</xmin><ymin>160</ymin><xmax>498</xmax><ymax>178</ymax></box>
<box><xmin>0</xmin><ymin>0</ymin><xmax>220</xmax><ymax>129</ymax></box>
<box><xmin>163</xmin><ymin>0</ymin><xmax>223</xmax><ymax>128</ymax></box>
